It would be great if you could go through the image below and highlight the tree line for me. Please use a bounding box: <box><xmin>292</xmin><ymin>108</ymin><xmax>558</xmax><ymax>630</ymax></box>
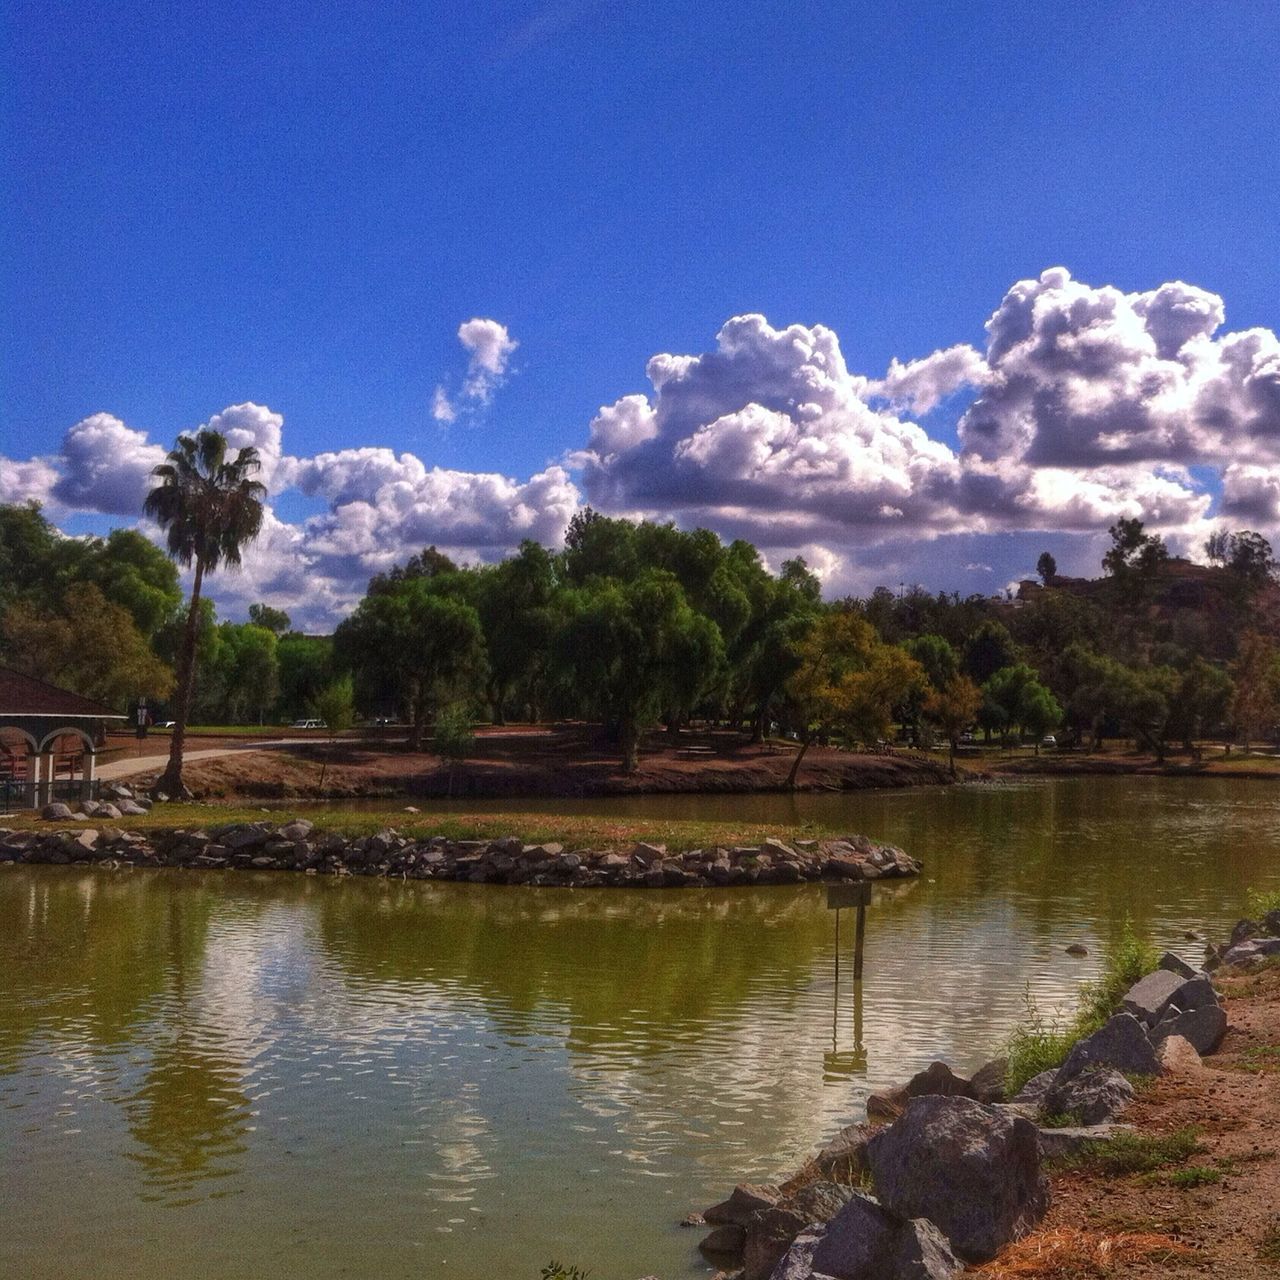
<box><xmin>4</xmin><ymin>427</ymin><xmax>1280</xmax><ymax>792</ymax></box>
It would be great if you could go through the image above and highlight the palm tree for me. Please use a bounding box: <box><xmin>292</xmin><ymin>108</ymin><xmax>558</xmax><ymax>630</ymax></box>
<box><xmin>145</xmin><ymin>430</ymin><xmax>266</xmax><ymax>797</ymax></box>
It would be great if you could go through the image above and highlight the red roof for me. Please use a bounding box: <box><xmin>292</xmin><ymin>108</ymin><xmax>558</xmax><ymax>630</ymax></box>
<box><xmin>0</xmin><ymin>666</ymin><xmax>126</xmax><ymax>718</ymax></box>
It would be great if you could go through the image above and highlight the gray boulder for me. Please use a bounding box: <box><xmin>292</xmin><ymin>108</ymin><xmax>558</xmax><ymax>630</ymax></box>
<box><xmin>890</xmin><ymin>1218</ymin><xmax>965</xmax><ymax>1279</ymax></box>
<box><xmin>768</xmin><ymin>1227</ymin><xmax>825</xmax><ymax>1280</ymax></box>
<box><xmin>968</xmin><ymin>1058</ymin><xmax>1007</xmax><ymax>1104</ymax></box>
<box><xmin>1153</xmin><ymin>1004</ymin><xmax>1227</xmax><ymax>1055</ymax></box>
<box><xmin>1222</xmin><ymin>938</ymin><xmax>1280</xmax><ymax>966</ymax></box>
<box><xmin>867</xmin><ymin>1061</ymin><xmax>976</xmax><ymax>1120</ymax></box>
<box><xmin>812</xmin><ymin>1123</ymin><xmax>871</xmax><ymax>1181</ymax></box>
<box><xmin>1264</xmin><ymin>909</ymin><xmax>1280</xmax><ymax>935</ymax></box>
<box><xmin>1042</xmin><ymin>1067</ymin><xmax>1133</xmax><ymax>1125</ymax></box>
<box><xmin>1056</xmin><ymin>1014</ymin><xmax>1160</xmax><ymax>1082</ymax></box>
<box><xmin>1120</xmin><ymin>969</ymin><xmax>1184</xmax><ymax>1026</ymax></box>
<box><xmin>117</xmin><ymin>800</ymin><xmax>149</xmax><ymax>816</ymax></box>
<box><xmin>1159</xmin><ymin>951</ymin><xmax>1198</xmax><ymax>979</ymax></box>
<box><xmin>1037</xmin><ymin>1123</ymin><xmax>1135</xmax><ymax>1161</ymax></box>
<box><xmin>866</xmin><ymin>1096</ymin><xmax>1049</xmax><ymax>1263</ymax></box>
<box><xmin>809</xmin><ymin>1191</ymin><xmax>899</xmax><ymax>1278</ymax></box>
<box><xmin>698</xmin><ymin>1224</ymin><xmax>745</xmax><ymax>1258</ymax></box>
<box><xmin>743</xmin><ymin>1182</ymin><xmax>854</xmax><ymax>1280</ymax></box>
<box><xmin>1167</xmin><ymin>976</ymin><xmax>1219</xmax><ymax>1014</ymax></box>
<box><xmin>41</xmin><ymin>803</ymin><xmax>73</xmax><ymax>821</ymax></box>
<box><xmin>1012</xmin><ymin>1068</ymin><xmax>1058</xmax><ymax>1106</ymax></box>
<box><xmin>705</xmin><ymin>1183</ymin><xmax>781</xmax><ymax>1226</ymax></box>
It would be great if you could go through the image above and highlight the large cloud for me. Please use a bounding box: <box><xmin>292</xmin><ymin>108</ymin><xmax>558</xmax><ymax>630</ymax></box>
<box><xmin>4</xmin><ymin>267</ymin><xmax>1280</xmax><ymax>625</ymax></box>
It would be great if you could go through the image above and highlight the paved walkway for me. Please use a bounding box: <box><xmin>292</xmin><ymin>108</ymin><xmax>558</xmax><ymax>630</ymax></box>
<box><xmin>96</xmin><ymin>739</ymin><xmax>314</xmax><ymax>780</ymax></box>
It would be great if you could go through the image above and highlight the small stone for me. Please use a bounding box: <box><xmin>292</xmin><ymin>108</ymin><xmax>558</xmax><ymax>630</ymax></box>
<box><xmin>1065</xmin><ymin>943</ymin><xmax>1089</xmax><ymax>956</ymax></box>
<box><xmin>1157</xmin><ymin>1035</ymin><xmax>1204</xmax><ymax>1076</ymax></box>
<box><xmin>810</xmin><ymin>1191</ymin><xmax>898</xmax><ymax>1277</ymax></box>
<box><xmin>704</xmin><ymin>1183</ymin><xmax>780</xmax><ymax>1226</ymax></box>
<box><xmin>1037</xmin><ymin>1123</ymin><xmax>1136</xmax><ymax>1161</ymax></box>
<box><xmin>698</xmin><ymin>1224</ymin><xmax>745</xmax><ymax>1258</ymax></box>
<box><xmin>969</xmin><ymin>1058</ymin><xmax>1008</xmax><ymax>1104</ymax></box>
<box><xmin>1012</xmin><ymin>1069</ymin><xmax>1058</xmax><ymax>1107</ymax></box>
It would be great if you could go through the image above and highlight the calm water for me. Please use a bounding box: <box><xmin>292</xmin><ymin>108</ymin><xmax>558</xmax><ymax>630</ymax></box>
<box><xmin>3</xmin><ymin>777</ymin><xmax>1279</xmax><ymax>1280</ymax></box>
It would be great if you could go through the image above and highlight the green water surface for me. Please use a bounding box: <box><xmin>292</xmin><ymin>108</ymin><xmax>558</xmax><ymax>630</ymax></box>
<box><xmin>2</xmin><ymin>777</ymin><xmax>1277</xmax><ymax>1280</ymax></box>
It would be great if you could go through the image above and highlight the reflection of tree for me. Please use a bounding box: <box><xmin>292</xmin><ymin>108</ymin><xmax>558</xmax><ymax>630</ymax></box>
<box><xmin>311</xmin><ymin>882</ymin><xmax>835</xmax><ymax>1053</ymax></box>
<box><xmin>0</xmin><ymin>870</ymin><xmax>210</xmax><ymax>1070</ymax></box>
<box><xmin>123</xmin><ymin>893</ymin><xmax>250</xmax><ymax>1202</ymax></box>
<box><xmin>124</xmin><ymin>1036</ymin><xmax>250</xmax><ymax>1202</ymax></box>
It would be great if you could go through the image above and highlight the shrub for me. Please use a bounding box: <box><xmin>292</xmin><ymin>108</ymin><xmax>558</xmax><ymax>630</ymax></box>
<box><xmin>541</xmin><ymin>1266</ymin><xmax>591</xmax><ymax>1280</ymax></box>
<box><xmin>1004</xmin><ymin>919</ymin><xmax>1159</xmax><ymax>1095</ymax></box>
<box><xmin>1246</xmin><ymin>886</ymin><xmax>1280</xmax><ymax>918</ymax></box>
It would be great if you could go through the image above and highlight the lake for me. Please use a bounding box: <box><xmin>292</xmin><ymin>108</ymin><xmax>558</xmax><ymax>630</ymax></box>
<box><xmin>3</xmin><ymin>776</ymin><xmax>1278</xmax><ymax>1279</ymax></box>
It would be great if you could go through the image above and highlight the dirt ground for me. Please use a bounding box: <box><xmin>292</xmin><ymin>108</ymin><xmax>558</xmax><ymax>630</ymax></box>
<box><xmin>126</xmin><ymin>725</ymin><xmax>953</xmax><ymax>800</ymax></box>
<box><xmin>979</xmin><ymin>959</ymin><xmax>1280</xmax><ymax>1278</ymax></box>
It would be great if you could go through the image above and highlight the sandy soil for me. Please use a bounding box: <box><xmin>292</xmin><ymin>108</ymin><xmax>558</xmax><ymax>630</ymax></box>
<box><xmin>980</xmin><ymin>958</ymin><xmax>1280</xmax><ymax>1278</ymax></box>
<box><xmin>125</xmin><ymin>725</ymin><xmax>954</xmax><ymax>800</ymax></box>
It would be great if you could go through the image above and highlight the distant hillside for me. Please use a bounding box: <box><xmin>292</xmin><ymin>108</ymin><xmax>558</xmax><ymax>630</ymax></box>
<box><xmin>1013</xmin><ymin>557</ymin><xmax>1280</xmax><ymax>660</ymax></box>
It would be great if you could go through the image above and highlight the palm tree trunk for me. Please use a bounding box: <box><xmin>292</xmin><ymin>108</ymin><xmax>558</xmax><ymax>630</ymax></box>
<box><xmin>158</xmin><ymin>559</ymin><xmax>205</xmax><ymax>798</ymax></box>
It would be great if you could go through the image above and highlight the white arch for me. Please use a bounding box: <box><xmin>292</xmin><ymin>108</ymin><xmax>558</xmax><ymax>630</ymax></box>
<box><xmin>0</xmin><ymin>726</ymin><xmax>40</xmax><ymax>754</ymax></box>
<box><xmin>38</xmin><ymin>726</ymin><xmax>97</xmax><ymax>756</ymax></box>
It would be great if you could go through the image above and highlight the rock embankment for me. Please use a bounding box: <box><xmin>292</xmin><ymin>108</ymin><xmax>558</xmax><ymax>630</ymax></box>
<box><xmin>693</xmin><ymin>925</ymin><xmax>1267</xmax><ymax>1280</ymax></box>
<box><xmin>4</xmin><ymin>811</ymin><xmax>921</xmax><ymax>889</ymax></box>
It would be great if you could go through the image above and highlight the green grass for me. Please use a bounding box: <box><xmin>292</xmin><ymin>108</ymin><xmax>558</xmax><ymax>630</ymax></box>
<box><xmin>0</xmin><ymin>801</ymin><xmax>849</xmax><ymax>855</ymax></box>
<box><xmin>1166</xmin><ymin>1164</ymin><xmax>1222</xmax><ymax>1188</ymax></box>
<box><xmin>1247</xmin><ymin>887</ymin><xmax>1280</xmax><ymax>918</ymax></box>
<box><xmin>1258</xmin><ymin>1221</ymin><xmax>1280</xmax><ymax>1265</ymax></box>
<box><xmin>1004</xmin><ymin>919</ymin><xmax>1160</xmax><ymax>1096</ymax></box>
<box><xmin>1064</xmin><ymin>1126</ymin><xmax>1203</xmax><ymax>1177</ymax></box>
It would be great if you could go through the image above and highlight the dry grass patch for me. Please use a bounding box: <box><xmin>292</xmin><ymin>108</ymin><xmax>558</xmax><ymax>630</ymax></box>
<box><xmin>974</xmin><ymin>1228</ymin><xmax>1196</xmax><ymax>1278</ymax></box>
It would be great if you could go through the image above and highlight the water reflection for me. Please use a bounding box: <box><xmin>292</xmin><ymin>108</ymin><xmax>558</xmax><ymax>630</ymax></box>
<box><xmin>2</xmin><ymin>776</ymin><xmax>1279</xmax><ymax>1280</ymax></box>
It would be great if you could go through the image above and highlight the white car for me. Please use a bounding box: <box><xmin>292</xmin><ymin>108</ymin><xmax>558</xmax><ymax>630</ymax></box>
<box><xmin>291</xmin><ymin>718</ymin><xmax>326</xmax><ymax>730</ymax></box>
<box><xmin>1041</xmin><ymin>734</ymin><xmax>1057</xmax><ymax>748</ymax></box>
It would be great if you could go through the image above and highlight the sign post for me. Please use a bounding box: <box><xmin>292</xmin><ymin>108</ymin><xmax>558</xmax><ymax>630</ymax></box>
<box><xmin>827</xmin><ymin>879</ymin><xmax>871</xmax><ymax>982</ymax></box>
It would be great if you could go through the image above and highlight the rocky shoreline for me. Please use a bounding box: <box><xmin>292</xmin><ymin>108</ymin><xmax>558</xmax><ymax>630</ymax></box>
<box><xmin>686</xmin><ymin>912</ymin><xmax>1280</xmax><ymax>1280</ymax></box>
<box><xmin>2</xmin><ymin>793</ymin><xmax>922</xmax><ymax>890</ymax></box>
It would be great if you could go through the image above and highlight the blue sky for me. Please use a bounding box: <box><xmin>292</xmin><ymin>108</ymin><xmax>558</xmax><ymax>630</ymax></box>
<box><xmin>4</xmin><ymin>1</ymin><xmax>1280</xmax><ymax>625</ymax></box>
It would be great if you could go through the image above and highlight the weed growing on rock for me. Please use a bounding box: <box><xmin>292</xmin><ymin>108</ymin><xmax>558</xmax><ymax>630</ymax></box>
<box><xmin>1004</xmin><ymin>991</ymin><xmax>1076</xmax><ymax>1095</ymax></box>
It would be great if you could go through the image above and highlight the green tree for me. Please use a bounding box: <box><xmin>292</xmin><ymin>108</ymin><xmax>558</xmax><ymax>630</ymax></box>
<box><xmin>1</xmin><ymin>583</ymin><xmax>174</xmax><ymax>708</ymax></box>
<box><xmin>313</xmin><ymin>675</ymin><xmax>355</xmax><ymax>789</ymax></box>
<box><xmin>334</xmin><ymin>578</ymin><xmax>487</xmax><ymax>750</ymax></box>
<box><xmin>558</xmin><ymin>570</ymin><xmax>716</xmax><ymax>772</ymax></box>
<box><xmin>982</xmin><ymin>664</ymin><xmax>1059</xmax><ymax>750</ymax></box>
<box><xmin>962</xmin><ymin>620</ymin><xmax>1019</xmax><ymax>685</ymax></box>
<box><xmin>144</xmin><ymin>429</ymin><xmax>266</xmax><ymax>796</ymax></box>
<box><xmin>433</xmin><ymin>703</ymin><xmax>475</xmax><ymax>796</ymax></box>
<box><xmin>1036</xmin><ymin>551</ymin><xmax>1057</xmax><ymax>584</ymax></box>
<box><xmin>1231</xmin><ymin>631</ymin><xmax>1280</xmax><ymax>753</ymax></box>
<box><xmin>248</xmin><ymin>603</ymin><xmax>291</xmax><ymax>634</ymax></box>
<box><xmin>276</xmin><ymin>633</ymin><xmax>334</xmax><ymax>721</ymax></box>
<box><xmin>925</xmin><ymin>675</ymin><xmax>982</xmax><ymax>775</ymax></box>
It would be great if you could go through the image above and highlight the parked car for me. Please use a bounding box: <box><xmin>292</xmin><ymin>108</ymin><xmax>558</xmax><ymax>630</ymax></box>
<box><xmin>291</xmin><ymin>718</ymin><xmax>326</xmax><ymax>730</ymax></box>
<box><xmin>1041</xmin><ymin>734</ymin><xmax>1057</xmax><ymax>748</ymax></box>
<box><xmin>959</xmin><ymin>730</ymin><xmax>975</xmax><ymax>745</ymax></box>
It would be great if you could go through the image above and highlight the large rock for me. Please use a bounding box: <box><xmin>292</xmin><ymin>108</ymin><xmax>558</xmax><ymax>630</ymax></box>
<box><xmin>889</xmin><ymin>1218</ymin><xmax>965</xmax><ymax>1279</ymax></box>
<box><xmin>1120</xmin><ymin>969</ymin><xmax>1185</xmax><ymax>1026</ymax></box>
<box><xmin>768</xmin><ymin>1227</ymin><xmax>824</xmax><ymax>1280</ymax></box>
<box><xmin>1056</xmin><ymin>1014</ymin><xmax>1160</xmax><ymax>1082</ymax></box>
<box><xmin>1157</xmin><ymin>1035</ymin><xmax>1204</xmax><ymax>1076</ymax></box>
<box><xmin>1153</xmin><ymin>1004</ymin><xmax>1227</xmax><ymax>1055</ymax></box>
<box><xmin>1036</xmin><ymin>1123</ymin><xmax>1135</xmax><ymax>1161</ymax></box>
<box><xmin>812</xmin><ymin>1123</ymin><xmax>872</xmax><ymax>1181</ymax></box>
<box><xmin>41</xmin><ymin>803</ymin><xmax>73</xmax><ymax>821</ymax></box>
<box><xmin>705</xmin><ymin>1183</ymin><xmax>781</xmax><ymax>1226</ymax></box>
<box><xmin>808</xmin><ymin>1191</ymin><xmax>899</xmax><ymax>1278</ymax></box>
<box><xmin>1042</xmin><ymin>1067</ymin><xmax>1133</xmax><ymax>1125</ymax></box>
<box><xmin>1222</xmin><ymin>938</ymin><xmax>1280</xmax><ymax>966</ymax></box>
<box><xmin>968</xmin><ymin>1058</ymin><xmax>1007</xmax><ymax>1104</ymax></box>
<box><xmin>1166</xmin><ymin>975</ymin><xmax>1219</xmax><ymax>1014</ymax></box>
<box><xmin>867</xmin><ymin>1061</ymin><xmax>976</xmax><ymax>1120</ymax></box>
<box><xmin>866</xmin><ymin>1096</ymin><xmax>1049</xmax><ymax>1263</ymax></box>
<box><xmin>1012</xmin><ymin>1068</ymin><xmax>1058</xmax><ymax>1107</ymax></box>
<box><xmin>1158</xmin><ymin>951</ymin><xmax>1198</xmax><ymax>980</ymax></box>
<box><xmin>698</xmin><ymin>1224</ymin><xmax>745</xmax><ymax>1258</ymax></box>
<box><xmin>742</xmin><ymin>1182</ymin><xmax>854</xmax><ymax>1280</ymax></box>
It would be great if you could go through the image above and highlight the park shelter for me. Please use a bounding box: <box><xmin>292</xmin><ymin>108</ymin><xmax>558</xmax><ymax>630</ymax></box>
<box><xmin>0</xmin><ymin>667</ymin><xmax>124</xmax><ymax>809</ymax></box>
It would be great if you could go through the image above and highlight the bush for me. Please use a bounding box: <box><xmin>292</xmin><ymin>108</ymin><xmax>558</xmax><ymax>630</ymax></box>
<box><xmin>1067</xmin><ymin>1127</ymin><xmax>1202</xmax><ymax>1176</ymax></box>
<box><xmin>1005</xmin><ymin>992</ymin><xmax>1077</xmax><ymax>1096</ymax></box>
<box><xmin>1246</xmin><ymin>886</ymin><xmax>1280</xmax><ymax>918</ymax></box>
